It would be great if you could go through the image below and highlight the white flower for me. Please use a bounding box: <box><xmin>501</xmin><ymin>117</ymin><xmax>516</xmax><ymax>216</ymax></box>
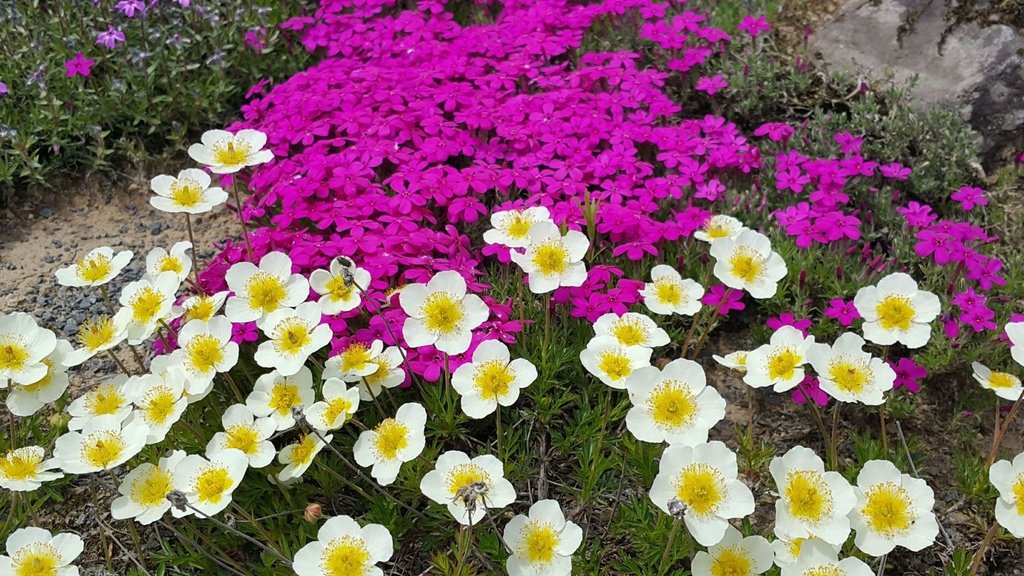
<box><xmin>187</xmin><ymin>129</ymin><xmax>273</xmax><ymax>174</ymax></box>
<box><xmin>292</xmin><ymin>515</ymin><xmax>393</xmax><ymax>576</ymax></box>
<box><xmin>1008</xmin><ymin>322</ymin><xmax>1024</xmax><ymax>367</ymax></box>
<box><xmin>0</xmin><ymin>312</ymin><xmax>57</xmax><ymax>386</ymax></box>
<box><xmin>150</xmin><ymin>169</ymin><xmax>228</xmax><ymax>214</ymax></box>
<box><xmin>709</xmin><ymin>229</ymin><xmax>787</xmax><ymax>299</ymax></box>
<box><xmin>780</xmin><ymin>540</ymin><xmax>873</xmax><ymax>576</ymax></box>
<box><xmin>771</xmin><ymin>531</ymin><xmax>838</xmax><ymax>567</ymax></box>
<box><xmin>580</xmin><ymin>335</ymin><xmax>652</xmax><ymax>389</ymax></box>
<box><xmin>853</xmin><ymin>273</ymin><xmax>940</xmax><ymax>349</ymax></box>
<box><xmin>713</xmin><ymin>350</ymin><xmax>749</xmax><ymax>373</ymax></box>
<box><xmin>124</xmin><ymin>372</ymin><xmax>188</xmax><ymax>444</ymax></box>
<box><xmin>691</xmin><ymin>525</ymin><xmax>773</xmax><ymax>576</ymax></box>
<box><xmin>324</xmin><ymin>340</ymin><xmax>405</xmax><ymax>400</ymax></box>
<box><xmin>246</xmin><ymin>367</ymin><xmax>315</xmax><ymax>431</ymax></box>
<box><xmin>451</xmin><ymin>340</ymin><xmax>537</xmax><ymax>419</ymax></box>
<box><xmin>649</xmin><ymin>441</ymin><xmax>755</xmax><ymax>546</ymax></box>
<box><xmin>625</xmin><ymin>359</ymin><xmax>725</xmax><ymax>446</ymax></box>
<box><xmin>113</xmin><ymin>272</ymin><xmax>180</xmax><ymax>345</ymax></box>
<box><xmin>66</xmin><ymin>375</ymin><xmax>132</xmax><ymax>431</ymax></box>
<box><xmin>171</xmin><ymin>317</ymin><xmax>238</xmax><ymax>393</ymax></box>
<box><xmin>224</xmin><ymin>251</ymin><xmax>309</xmax><ymax>325</ymax></box>
<box><xmin>972</xmin><ymin>362</ymin><xmax>1022</xmax><ymax>401</ymax></box>
<box><xmin>510</xmin><ymin>221</ymin><xmax>589</xmax><ymax>293</ymax></box>
<box><xmin>63</xmin><ymin>314</ymin><xmax>128</xmax><ymax>367</ymax></box>
<box><xmin>483</xmin><ymin>206</ymin><xmax>552</xmax><ymax>248</ymax></box>
<box><xmin>990</xmin><ymin>452</ymin><xmax>1024</xmax><ymax>537</ymax></box>
<box><xmin>206</xmin><ymin>404</ymin><xmax>277</xmax><ymax>468</ymax></box>
<box><xmin>254</xmin><ymin>302</ymin><xmax>332</xmax><ymax>376</ymax></box>
<box><xmin>306</xmin><ymin>379</ymin><xmax>361</xmax><ymax>431</ymax></box>
<box><xmin>54</xmin><ymin>246</ymin><xmax>132</xmax><ymax>287</ymax></box>
<box><xmin>770</xmin><ymin>446</ymin><xmax>856</xmax><ymax>545</ymax></box>
<box><xmin>309</xmin><ymin>257</ymin><xmax>371</xmax><ymax>316</ymax></box>
<box><xmin>694</xmin><ymin>214</ymin><xmax>747</xmax><ymax>243</ymax></box>
<box><xmin>400</xmin><ymin>271</ymin><xmax>489</xmax><ymax>355</ymax></box>
<box><xmin>111</xmin><ymin>450</ymin><xmax>187</xmax><ymax>525</ymax></box>
<box><xmin>278</xmin><ymin>433</ymin><xmax>332</xmax><ymax>482</ymax></box>
<box><xmin>144</xmin><ymin>241</ymin><xmax>193</xmax><ymax>283</ymax></box>
<box><xmin>504</xmin><ymin>499</ymin><xmax>583</xmax><ymax>576</ymax></box>
<box><xmin>807</xmin><ymin>332</ymin><xmax>895</xmax><ymax>406</ymax></box>
<box><xmin>0</xmin><ymin>446</ymin><xmax>63</xmax><ymax>492</ymax></box>
<box><xmin>640</xmin><ymin>265</ymin><xmax>704</xmax><ymax>316</ymax></box>
<box><xmin>172</xmin><ymin>448</ymin><xmax>248</xmax><ymax>517</ymax></box>
<box><xmin>420</xmin><ymin>451</ymin><xmax>516</xmax><ymax>525</ymax></box>
<box><xmin>54</xmin><ymin>415</ymin><xmax>149</xmax><ymax>474</ymax></box>
<box><xmin>744</xmin><ymin>326</ymin><xmax>814</xmax><ymax>393</ymax></box>
<box><xmin>172</xmin><ymin>291</ymin><xmax>229</xmax><ymax>324</ymax></box>
<box><xmin>0</xmin><ymin>527</ymin><xmax>83</xmax><ymax>576</ymax></box>
<box><xmin>593</xmin><ymin>312</ymin><xmax>670</xmax><ymax>349</ymax></box>
<box><xmin>6</xmin><ymin>339</ymin><xmax>73</xmax><ymax>416</ymax></box>
<box><xmin>353</xmin><ymin>402</ymin><xmax>427</xmax><ymax>486</ymax></box>
<box><xmin>850</xmin><ymin>460</ymin><xmax>938</xmax><ymax>555</ymax></box>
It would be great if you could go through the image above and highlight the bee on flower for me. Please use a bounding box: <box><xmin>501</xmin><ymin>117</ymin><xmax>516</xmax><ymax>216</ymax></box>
<box><xmin>63</xmin><ymin>314</ymin><xmax>129</xmax><ymax>367</ymax></box>
<box><xmin>353</xmin><ymin>402</ymin><xmax>427</xmax><ymax>486</ymax></box>
<box><xmin>246</xmin><ymin>367</ymin><xmax>316</xmax><ymax>431</ymax></box>
<box><xmin>853</xmin><ymin>272</ymin><xmax>940</xmax><ymax>349</ymax></box>
<box><xmin>171</xmin><ymin>317</ymin><xmax>239</xmax><ymax>393</ymax></box>
<box><xmin>451</xmin><ymin>340</ymin><xmax>537</xmax><ymax>418</ymax></box>
<box><xmin>509</xmin><ymin>221</ymin><xmax>589</xmax><ymax>293</ymax></box>
<box><xmin>66</xmin><ymin>375</ymin><xmax>132</xmax><ymax>430</ymax></box>
<box><xmin>625</xmin><ymin>358</ymin><xmax>726</xmax><ymax>446</ymax></box>
<box><xmin>483</xmin><ymin>206</ymin><xmax>552</xmax><ymax>248</ymax></box>
<box><xmin>399</xmin><ymin>270</ymin><xmax>489</xmax><ymax>355</ymax></box>
<box><xmin>278</xmin><ymin>433</ymin><xmax>333</xmax><ymax>482</ymax></box>
<box><xmin>989</xmin><ymin>452</ymin><xmax>1024</xmax><ymax>537</ymax></box>
<box><xmin>171</xmin><ymin>448</ymin><xmax>249</xmax><ymax>517</ymax></box>
<box><xmin>292</xmin><ymin>515</ymin><xmax>393</xmax><ymax>576</ymax></box>
<box><xmin>744</xmin><ymin>326</ymin><xmax>815</xmax><ymax>392</ymax></box>
<box><xmin>640</xmin><ymin>265</ymin><xmax>704</xmax><ymax>316</ymax></box>
<box><xmin>580</xmin><ymin>335</ymin><xmax>652</xmax><ymax>389</ymax></box>
<box><xmin>972</xmin><ymin>362</ymin><xmax>1022</xmax><ymax>401</ymax></box>
<box><xmin>255</xmin><ymin>302</ymin><xmax>332</xmax><ymax>376</ymax></box>
<box><xmin>0</xmin><ymin>312</ymin><xmax>57</xmax><ymax>387</ymax></box>
<box><xmin>5</xmin><ymin>339</ymin><xmax>73</xmax><ymax>417</ymax></box>
<box><xmin>849</xmin><ymin>460</ymin><xmax>938</xmax><ymax>555</ymax></box>
<box><xmin>113</xmin><ymin>271</ymin><xmax>181</xmax><ymax>344</ymax></box>
<box><xmin>150</xmin><ymin>169</ymin><xmax>228</xmax><ymax>214</ymax></box>
<box><xmin>144</xmin><ymin>242</ymin><xmax>193</xmax><ymax>283</ymax></box>
<box><xmin>694</xmin><ymin>214</ymin><xmax>747</xmax><ymax>243</ymax></box>
<box><xmin>54</xmin><ymin>246</ymin><xmax>132</xmax><ymax>287</ymax></box>
<box><xmin>807</xmin><ymin>333</ymin><xmax>896</xmax><ymax>405</ymax></box>
<box><xmin>323</xmin><ymin>340</ymin><xmax>405</xmax><ymax>401</ymax></box>
<box><xmin>770</xmin><ymin>446</ymin><xmax>856</xmax><ymax>545</ymax></box>
<box><xmin>224</xmin><ymin>251</ymin><xmax>309</xmax><ymax>325</ymax></box>
<box><xmin>206</xmin><ymin>404</ymin><xmax>277</xmax><ymax>468</ymax></box>
<box><xmin>0</xmin><ymin>527</ymin><xmax>83</xmax><ymax>576</ymax></box>
<box><xmin>503</xmin><ymin>499</ymin><xmax>583</xmax><ymax>576</ymax></box>
<box><xmin>709</xmin><ymin>229</ymin><xmax>787</xmax><ymax>299</ymax></box>
<box><xmin>309</xmin><ymin>257</ymin><xmax>371</xmax><ymax>316</ymax></box>
<box><xmin>691</xmin><ymin>526</ymin><xmax>773</xmax><ymax>576</ymax></box>
<box><xmin>420</xmin><ymin>451</ymin><xmax>516</xmax><ymax>525</ymax></box>
<box><xmin>593</xmin><ymin>312</ymin><xmax>670</xmax><ymax>349</ymax></box>
<box><xmin>54</xmin><ymin>414</ymin><xmax>149</xmax><ymax>474</ymax></box>
<box><xmin>188</xmin><ymin>129</ymin><xmax>274</xmax><ymax>174</ymax></box>
<box><xmin>111</xmin><ymin>450</ymin><xmax>187</xmax><ymax>525</ymax></box>
<box><xmin>0</xmin><ymin>446</ymin><xmax>63</xmax><ymax>492</ymax></box>
<box><xmin>306</xmin><ymin>378</ymin><xmax>361</xmax><ymax>431</ymax></box>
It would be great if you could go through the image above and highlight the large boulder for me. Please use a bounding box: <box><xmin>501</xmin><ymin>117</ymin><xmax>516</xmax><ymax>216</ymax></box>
<box><xmin>811</xmin><ymin>0</ymin><xmax>1024</xmax><ymax>167</ymax></box>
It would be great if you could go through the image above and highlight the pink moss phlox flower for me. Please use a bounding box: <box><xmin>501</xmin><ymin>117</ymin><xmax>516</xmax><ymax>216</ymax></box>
<box><xmin>889</xmin><ymin>358</ymin><xmax>927</xmax><ymax>393</ymax></box>
<box><xmin>823</xmin><ymin>298</ymin><xmax>860</xmax><ymax>327</ymax></box>
<box><xmin>834</xmin><ymin>131</ymin><xmax>863</xmax><ymax>155</ymax></box>
<box><xmin>766</xmin><ymin>313</ymin><xmax>812</xmax><ymax>337</ymax></box>
<box><xmin>737</xmin><ymin>15</ymin><xmax>771</xmax><ymax>37</ymax></box>
<box><xmin>0</xmin><ymin>81</ymin><xmax>7</xmax><ymax>96</ymax></box>
<box><xmin>898</xmin><ymin>201</ymin><xmax>937</xmax><ymax>228</ymax></box>
<box><xmin>231</xmin><ymin>322</ymin><xmax>260</xmax><ymax>345</ymax></box>
<box><xmin>702</xmin><ymin>284</ymin><xmax>744</xmax><ymax>315</ymax></box>
<box><xmin>792</xmin><ymin>375</ymin><xmax>829</xmax><ymax>406</ymax></box>
<box><xmin>942</xmin><ymin>315</ymin><xmax>960</xmax><ymax>341</ymax></box>
<box><xmin>95</xmin><ymin>26</ymin><xmax>126</xmax><ymax>49</ymax></box>
<box><xmin>879</xmin><ymin>162</ymin><xmax>911</xmax><ymax>180</ymax></box>
<box><xmin>115</xmin><ymin>0</ymin><xmax>146</xmax><ymax>18</ymax></box>
<box><xmin>64</xmin><ymin>53</ymin><xmax>95</xmax><ymax>77</ymax></box>
<box><xmin>951</xmin><ymin>185</ymin><xmax>988</xmax><ymax>211</ymax></box>
<box><xmin>695</xmin><ymin>74</ymin><xmax>728</xmax><ymax>95</ymax></box>
<box><xmin>753</xmin><ymin>122</ymin><xmax>793</xmax><ymax>142</ymax></box>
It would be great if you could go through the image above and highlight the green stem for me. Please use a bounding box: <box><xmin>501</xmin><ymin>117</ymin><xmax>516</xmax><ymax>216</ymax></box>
<box><xmin>230</xmin><ymin>181</ymin><xmax>254</xmax><ymax>261</ymax></box>
<box><xmin>542</xmin><ymin>293</ymin><xmax>552</xmax><ymax>368</ymax></box>
<box><xmin>988</xmin><ymin>393</ymin><xmax>1024</xmax><ymax>468</ymax></box>
<box><xmin>496</xmin><ymin>406</ymin><xmax>504</xmax><ymax>461</ymax></box>
<box><xmin>969</xmin><ymin>523</ymin><xmax>999</xmax><ymax>576</ymax></box>
<box><xmin>185</xmin><ymin>213</ymin><xmax>203</xmax><ymax>291</ymax></box>
<box><xmin>658</xmin><ymin>518</ymin><xmax>682</xmax><ymax>575</ymax></box>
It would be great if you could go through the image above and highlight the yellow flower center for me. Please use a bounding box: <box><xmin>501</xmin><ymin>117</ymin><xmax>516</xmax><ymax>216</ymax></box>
<box><xmin>611</xmin><ymin>318</ymin><xmax>649</xmax><ymax>347</ymax></box>
<box><xmin>76</xmin><ymin>253</ymin><xmax>113</xmax><ymax>283</ymax></box>
<box><xmin>728</xmin><ymin>247</ymin><xmax>764</xmax><ymax>283</ymax></box>
<box><xmin>710</xmin><ymin>546</ymin><xmax>753</xmax><ymax>576</ymax></box>
<box><xmin>323</xmin><ymin>397</ymin><xmax>354</xmax><ymax>426</ymax></box>
<box><xmin>654</xmin><ymin>280</ymin><xmax>683</xmax><ymax>306</ymax></box>
<box><xmin>767</xmin><ymin>347</ymin><xmax>801</xmax><ymax>382</ymax></box>
<box><xmin>787</xmin><ymin>537</ymin><xmax>806</xmax><ymax>559</ymax></box>
<box><xmin>86</xmin><ymin>383</ymin><xmax>125</xmax><ymax>416</ymax></box>
<box><xmin>597</xmin><ymin>349</ymin><xmax>633</xmax><ymax>382</ymax></box>
<box><xmin>421</xmin><ymin>292</ymin><xmax>464</xmax><ymax>335</ymax></box>
<box><xmin>676</xmin><ymin>463</ymin><xmax>725</xmax><ymax>516</ymax></box>
<box><xmin>78</xmin><ymin>317</ymin><xmax>116</xmax><ymax>351</ymax></box>
<box><xmin>705</xmin><ymin>221</ymin><xmax>733</xmax><ymax>239</ymax></box>
<box><xmin>20</xmin><ymin>359</ymin><xmax>55</xmax><ymax>393</ymax></box>
<box><xmin>12</xmin><ymin>544</ymin><xmax>60</xmax><ymax>576</ymax></box>
<box><xmin>785</xmin><ymin>470</ymin><xmax>832</xmax><ymax>523</ymax></box>
<box><xmin>875</xmin><ymin>295</ymin><xmax>915</xmax><ymax>332</ymax></box>
<box><xmin>325</xmin><ymin>274</ymin><xmax>356</xmax><ymax>302</ymax></box>
<box><xmin>224</xmin><ymin>425</ymin><xmax>260</xmax><ymax>455</ymax></box>
<box><xmin>186</xmin><ymin>334</ymin><xmax>224</xmax><ymax>374</ymax></box>
<box><xmin>273</xmin><ymin>318</ymin><xmax>312</xmax><ymax>355</ymax></box>
<box><xmin>363</xmin><ymin>358</ymin><xmax>390</xmax><ymax>386</ymax></box>
<box><xmin>648</xmin><ymin>381</ymin><xmax>697</xmax><ymax>429</ymax></box>
<box><xmin>82</xmin><ymin>432</ymin><xmax>126</xmax><ymax>469</ymax></box>
<box><xmin>268</xmin><ymin>382</ymin><xmax>301</xmax><ymax>416</ymax></box>
<box><xmin>246</xmin><ymin>272</ymin><xmax>288</xmax><ymax>314</ymax></box>
<box><xmin>531</xmin><ymin>241</ymin><xmax>569</xmax><ymax>276</ymax></box>
<box><xmin>0</xmin><ymin>449</ymin><xmax>43</xmax><ymax>481</ymax></box>
<box><xmin>322</xmin><ymin>536</ymin><xmax>370</xmax><ymax>576</ymax></box>
<box><xmin>169</xmin><ymin>178</ymin><xmax>204</xmax><ymax>208</ymax></box>
<box><xmin>156</xmin><ymin>255</ymin><xmax>183</xmax><ymax>275</ymax></box>
<box><xmin>805</xmin><ymin>566</ymin><xmax>844</xmax><ymax>576</ymax></box>
<box><xmin>1012</xmin><ymin>474</ymin><xmax>1024</xmax><ymax>516</ymax></box>
<box><xmin>339</xmin><ymin>343</ymin><xmax>372</xmax><ymax>373</ymax></box>
<box><xmin>183</xmin><ymin>296</ymin><xmax>218</xmax><ymax>323</ymax></box>
<box><xmin>130</xmin><ymin>287</ymin><xmax>166</xmax><ymax>325</ymax></box>
<box><xmin>446</xmin><ymin>463</ymin><xmax>490</xmax><ymax>497</ymax></box>
<box><xmin>131</xmin><ymin>467</ymin><xmax>173</xmax><ymax>507</ymax></box>
<box><xmin>194</xmin><ymin>466</ymin><xmax>233</xmax><ymax>504</ymax></box>
<box><xmin>828</xmin><ymin>359</ymin><xmax>870</xmax><ymax>394</ymax></box>
<box><xmin>287</xmin><ymin>434</ymin><xmax>319</xmax><ymax>466</ymax></box>
<box><xmin>213</xmin><ymin>139</ymin><xmax>252</xmax><ymax>167</ymax></box>
<box><xmin>373</xmin><ymin>419</ymin><xmax>409</xmax><ymax>460</ymax></box>
<box><xmin>142</xmin><ymin>386</ymin><xmax>178</xmax><ymax>424</ymax></box>
<box><xmin>989</xmin><ymin>372</ymin><xmax>1019</xmax><ymax>389</ymax></box>
<box><xmin>472</xmin><ymin>360</ymin><xmax>514</xmax><ymax>400</ymax></box>
<box><xmin>521</xmin><ymin>522</ymin><xmax>559</xmax><ymax>564</ymax></box>
<box><xmin>0</xmin><ymin>337</ymin><xmax>29</xmax><ymax>372</ymax></box>
<box><xmin>505</xmin><ymin>213</ymin><xmax>534</xmax><ymax>239</ymax></box>
<box><xmin>861</xmin><ymin>482</ymin><xmax>914</xmax><ymax>536</ymax></box>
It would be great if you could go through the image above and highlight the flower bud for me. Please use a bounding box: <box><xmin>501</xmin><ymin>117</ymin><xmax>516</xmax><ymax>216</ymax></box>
<box><xmin>304</xmin><ymin>502</ymin><xmax>323</xmax><ymax>523</ymax></box>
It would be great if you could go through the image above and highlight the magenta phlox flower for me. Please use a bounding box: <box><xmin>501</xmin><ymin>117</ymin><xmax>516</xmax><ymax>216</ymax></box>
<box><xmin>695</xmin><ymin>74</ymin><xmax>728</xmax><ymax>95</ymax></box>
<box><xmin>702</xmin><ymin>284</ymin><xmax>744</xmax><ymax>315</ymax></box>
<box><xmin>890</xmin><ymin>358</ymin><xmax>927</xmax><ymax>393</ymax></box>
<box><xmin>753</xmin><ymin>122</ymin><xmax>793</xmax><ymax>142</ymax></box>
<box><xmin>792</xmin><ymin>375</ymin><xmax>829</xmax><ymax>406</ymax></box>
<box><xmin>766</xmin><ymin>313</ymin><xmax>812</xmax><ymax>337</ymax></box>
<box><xmin>95</xmin><ymin>26</ymin><xmax>126</xmax><ymax>49</ymax></box>
<box><xmin>823</xmin><ymin>298</ymin><xmax>860</xmax><ymax>327</ymax></box>
<box><xmin>737</xmin><ymin>15</ymin><xmax>771</xmax><ymax>37</ymax></box>
<box><xmin>64</xmin><ymin>53</ymin><xmax>95</xmax><ymax>77</ymax></box>
<box><xmin>951</xmin><ymin>185</ymin><xmax>988</xmax><ymax>211</ymax></box>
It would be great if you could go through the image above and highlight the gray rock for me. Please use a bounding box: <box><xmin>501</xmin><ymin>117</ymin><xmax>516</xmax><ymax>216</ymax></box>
<box><xmin>812</xmin><ymin>0</ymin><xmax>1024</xmax><ymax>165</ymax></box>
